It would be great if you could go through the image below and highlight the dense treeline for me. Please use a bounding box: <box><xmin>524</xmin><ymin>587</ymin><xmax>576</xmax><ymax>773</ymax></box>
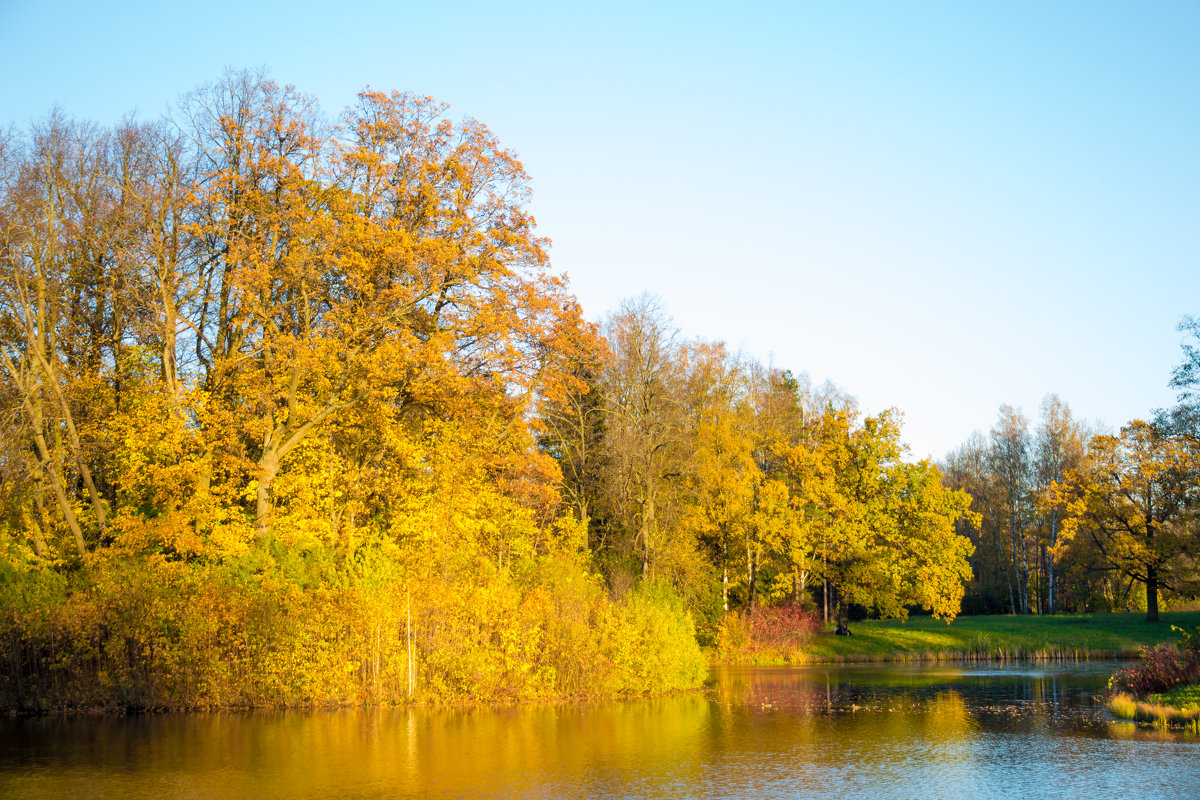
<box><xmin>0</xmin><ymin>73</ymin><xmax>977</xmax><ymax>710</ymax></box>
<box><xmin>943</xmin><ymin>397</ymin><xmax>1091</xmax><ymax>615</ymax></box>
<box><xmin>944</xmin><ymin>339</ymin><xmax>1200</xmax><ymax>620</ymax></box>
<box><xmin>0</xmin><ymin>72</ymin><xmax>706</xmax><ymax>709</ymax></box>
<box><xmin>542</xmin><ymin>294</ymin><xmax>978</xmax><ymax>639</ymax></box>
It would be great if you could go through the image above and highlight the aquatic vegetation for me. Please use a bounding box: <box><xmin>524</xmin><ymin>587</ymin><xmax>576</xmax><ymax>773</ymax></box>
<box><xmin>1108</xmin><ymin>692</ymin><xmax>1138</xmax><ymax>720</ymax></box>
<box><xmin>1107</xmin><ymin>690</ymin><xmax>1200</xmax><ymax>730</ymax></box>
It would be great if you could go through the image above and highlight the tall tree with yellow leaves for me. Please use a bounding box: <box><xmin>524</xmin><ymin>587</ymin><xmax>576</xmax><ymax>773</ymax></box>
<box><xmin>1060</xmin><ymin>420</ymin><xmax>1200</xmax><ymax>622</ymax></box>
<box><xmin>678</xmin><ymin>341</ymin><xmax>756</xmax><ymax>611</ymax></box>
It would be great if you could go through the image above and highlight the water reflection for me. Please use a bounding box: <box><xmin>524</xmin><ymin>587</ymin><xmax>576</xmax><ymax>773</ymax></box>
<box><xmin>2</xmin><ymin>663</ymin><xmax>1198</xmax><ymax>799</ymax></box>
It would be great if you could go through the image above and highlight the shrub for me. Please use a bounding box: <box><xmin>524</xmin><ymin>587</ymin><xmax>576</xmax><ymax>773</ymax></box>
<box><xmin>1109</xmin><ymin>631</ymin><xmax>1200</xmax><ymax>696</ymax></box>
<box><xmin>716</xmin><ymin>604</ymin><xmax>822</xmax><ymax>663</ymax></box>
<box><xmin>609</xmin><ymin>581</ymin><xmax>708</xmax><ymax>693</ymax></box>
<box><xmin>1149</xmin><ymin>683</ymin><xmax>1200</xmax><ymax>711</ymax></box>
<box><xmin>715</xmin><ymin>611</ymin><xmax>752</xmax><ymax>661</ymax></box>
<box><xmin>0</xmin><ymin>543</ymin><xmax>714</xmax><ymax>709</ymax></box>
<box><xmin>749</xmin><ymin>604</ymin><xmax>822</xmax><ymax>652</ymax></box>
<box><xmin>1173</xmin><ymin>625</ymin><xmax>1200</xmax><ymax>654</ymax></box>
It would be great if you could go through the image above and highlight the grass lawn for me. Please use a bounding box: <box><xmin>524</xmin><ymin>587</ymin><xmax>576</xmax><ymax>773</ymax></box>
<box><xmin>798</xmin><ymin>611</ymin><xmax>1200</xmax><ymax>663</ymax></box>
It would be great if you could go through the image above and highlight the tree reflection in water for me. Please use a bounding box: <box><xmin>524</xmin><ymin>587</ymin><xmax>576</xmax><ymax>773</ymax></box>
<box><xmin>1</xmin><ymin>663</ymin><xmax>1198</xmax><ymax>799</ymax></box>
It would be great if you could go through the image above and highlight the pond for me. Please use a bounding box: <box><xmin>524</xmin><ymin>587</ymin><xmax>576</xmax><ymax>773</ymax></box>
<box><xmin>2</xmin><ymin>662</ymin><xmax>1197</xmax><ymax>799</ymax></box>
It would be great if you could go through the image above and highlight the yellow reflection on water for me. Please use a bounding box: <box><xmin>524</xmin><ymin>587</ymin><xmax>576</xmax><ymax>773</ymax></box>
<box><xmin>3</xmin><ymin>665</ymin><xmax>1200</xmax><ymax>799</ymax></box>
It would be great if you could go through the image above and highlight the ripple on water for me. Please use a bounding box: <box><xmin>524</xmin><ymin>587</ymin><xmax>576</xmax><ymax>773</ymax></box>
<box><xmin>1</xmin><ymin>662</ymin><xmax>1198</xmax><ymax>799</ymax></box>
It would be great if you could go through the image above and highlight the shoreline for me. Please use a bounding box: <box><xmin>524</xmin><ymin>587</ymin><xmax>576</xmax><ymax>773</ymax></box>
<box><xmin>1108</xmin><ymin>684</ymin><xmax>1200</xmax><ymax>730</ymax></box>
<box><xmin>0</xmin><ymin>685</ymin><xmax>710</xmax><ymax>718</ymax></box>
<box><xmin>711</xmin><ymin>646</ymin><xmax>1142</xmax><ymax>667</ymax></box>
<box><xmin>11</xmin><ymin>611</ymin><xmax>1199</xmax><ymax>716</ymax></box>
<box><xmin>709</xmin><ymin>610</ymin><xmax>1200</xmax><ymax>667</ymax></box>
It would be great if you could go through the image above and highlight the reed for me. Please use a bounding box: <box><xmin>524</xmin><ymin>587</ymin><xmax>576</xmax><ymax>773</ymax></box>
<box><xmin>1107</xmin><ymin>690</ymin><xmax>1200</xmax><ymax>730</ymax></box>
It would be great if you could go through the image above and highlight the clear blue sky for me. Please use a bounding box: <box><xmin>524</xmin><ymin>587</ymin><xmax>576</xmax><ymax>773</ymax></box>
<box><xmin>3</xmin><ymin>1</ymin><xmax>1197</xmax><ymax>459</ymax></box>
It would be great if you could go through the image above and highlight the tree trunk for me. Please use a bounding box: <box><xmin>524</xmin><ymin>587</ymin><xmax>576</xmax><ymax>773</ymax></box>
<box><xmin>33</xmin><ymin>354</ymin><xmax>109</xmax><ymax>536</ymax></box>
<box><xmin>1047</xmin><ymin>511</ymin><xmax>1058</xmax><ymax>615</ymax></box>
<box><xmin>1036</xmin><ymin>543</ymin><xmax>1046</xmax><ymax>615</ymax></box>
<box><xmin>1145</xmin><ymin>566</ymin><xmax>1160</xmax><ymax>623</ymax></box>
<box><xmin>256</xmin><ymin>449</ymin><xmax>279</xmax><ymax>540</ymax></box>
<box><xmin>794</xmin><ymin>568</ymin><xmax>807</xmax><ymax>604</ymax></box>
<box><xmin>822</xmin><ymin>548</ymin><xmax>829</xmax><ymax>624</ymax></box>
<box><xmin>1019</xmin><ymin>524</ymin><xmax>1030</xmax><ymax>614</ymax></box>
<box><xmin>640</xmin><ymin>490</ymin><xmax>655</xmax><ymax>579</ymax></box>
<box><xmin>721</xmin><ymin>537</ymin><xmax>729</xmax><ymax>613</ymax></box>
<box><xmin>24</xmin><ymin>396</ymin><xmax>88</xmax><ymax>554</ymax></box>
<box><xmin>21</xmin><ymin>508</ymin><xmax>47</xmax><ymax>558</ymax></box>
<box><xmin>1004</xmin><ymin>521</ymin><xmax>1017</xmax><ymax>615</ymax></box>
<box><xmin>746</xmin><ymin>543</ymin><xmax>755</xmax><ymax>611</ymax></box>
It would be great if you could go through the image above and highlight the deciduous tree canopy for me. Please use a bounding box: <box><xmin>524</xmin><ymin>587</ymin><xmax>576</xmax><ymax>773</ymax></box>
<box><xmin>0</xmin><ymin>72</ymin><xmax>980</xmax><ymax>710</ymax></box>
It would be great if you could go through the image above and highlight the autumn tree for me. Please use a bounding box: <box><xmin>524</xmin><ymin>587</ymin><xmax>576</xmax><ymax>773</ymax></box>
<box><xmin>0</xmin><ymin>114</ymin><xmax>139</xmax><ymax>555</ymax></box>
<box><xmin>1031</xmin><ymin>395</ymin><xmax>1086</xmax><ymax>614</ymax></box>
<box><xmin>0</xmin><ymin>75</ymin><xmax>715</xmax><ymax>709</ymax></box>
<box><xmin>943</xmin><ymin>433</ymin><xmax>1006</xmax><ymax>612</ymax></box>
<box><xmin>989</xmin><ymin>405</ymin><xmax>1034</xmax><ymax>613</ymax></box>
<box><xmin>597</xmin><ymin>294</ymin><xmax>689</xmax><ymax>582</ymax></box>
<box><xmin>748</xmin><ymin>367</ymin><xmax>814</xmax><ymax>609</ymax></box>
<box><xmin>800</xmin><ymin>406</ymin><xmax>975</xmax><ymax>621</ymax></box>
<box><xmin>1060</xmin><ymin>420</ymin><xmax>1200</xmax><ymax>621</ymax></box>
<box><xmin>536</xmin><ymin>307</ymin><xmax>611</xmax><ymax>550</ymax></box>
<box><xmin>677</xmin><ymin>341</ymin><xmax>756</xmax><ymax>611</ymax></box>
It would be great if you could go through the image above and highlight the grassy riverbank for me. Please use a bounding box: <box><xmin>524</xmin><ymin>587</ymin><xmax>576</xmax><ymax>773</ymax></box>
<box><xmin>1109</xmin><ymin>685</ymin><xmax>1200</xmax><ymax>730</ymax></box>
<box><xmin>796</xmin><ymin>612</ymin><xmax>1200</xmax><ymax>663</ymax></box>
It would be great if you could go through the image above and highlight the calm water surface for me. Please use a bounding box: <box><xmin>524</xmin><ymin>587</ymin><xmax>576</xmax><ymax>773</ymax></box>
<box><xmin>2</xmin><ymin>662</ymin><xmax>1197</xmax><ymax>799</ymax></box>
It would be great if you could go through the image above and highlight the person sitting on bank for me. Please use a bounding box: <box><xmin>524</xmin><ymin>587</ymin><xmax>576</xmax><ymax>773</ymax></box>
<box><xmin>834</xmin><ymin>620</ymin><xmax>851</xmax><ymax>636</ymax></box>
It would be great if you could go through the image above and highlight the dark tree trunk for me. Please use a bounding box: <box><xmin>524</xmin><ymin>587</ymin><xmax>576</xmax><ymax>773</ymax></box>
<box><xmin>1145</xmin><ymin>567</ymin><xmax>1160</xmax><ymax>623</ymax></box>
<box><xmin>1047</xmin><ymin>511</ymin><xmax>1058</xmax><ymax>615</ymax></box>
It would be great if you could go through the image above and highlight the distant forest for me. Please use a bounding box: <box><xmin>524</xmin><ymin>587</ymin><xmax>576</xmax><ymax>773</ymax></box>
<box><xmin>945</xmin><ymin>357</ymin><xmax>1200</xmax><ymax>621</ymax></box>
<box><xmin>0</xmin><ymin>72</ymin><xmax>1196</xmax><ymax>709</ymax></box>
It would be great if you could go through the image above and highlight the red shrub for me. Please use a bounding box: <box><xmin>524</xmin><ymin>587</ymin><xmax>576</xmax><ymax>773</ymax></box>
<box><xmin>747</xmin><ymin>604</ymin><xmax>823</xmax><ymax>651</ymax></box>
<box><xmin>1109</xmin><ymin>642</ymin><xmax>1200</xmax><ymax>696</ymax></box>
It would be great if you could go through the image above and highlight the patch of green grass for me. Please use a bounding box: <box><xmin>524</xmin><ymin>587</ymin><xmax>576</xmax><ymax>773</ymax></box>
<box><xmin>790</xmin><ymin>611</ymin><xmax>1200</xmax><ymax>664</ymax></box>
<box><xmin>1107</xmin><ymin>686</ymin><xmax>1200</xmax><ymax>730</ymax></box>
<box><xmin>1149</xmin><ymin>683</ymin><xmax>1200</xmax><ymax>711</ymax></box>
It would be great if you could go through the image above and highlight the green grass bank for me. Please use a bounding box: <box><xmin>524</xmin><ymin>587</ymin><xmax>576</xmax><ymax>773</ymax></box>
<box><xmin>796</xmin><ymin>612</ymin><xmax>1200</xmax><ymax>663</ymax></box>
<box><xmin>1108</xmin><ymin>685</ymin><xmax>1200</xmax><ymax>730</ymax></box>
